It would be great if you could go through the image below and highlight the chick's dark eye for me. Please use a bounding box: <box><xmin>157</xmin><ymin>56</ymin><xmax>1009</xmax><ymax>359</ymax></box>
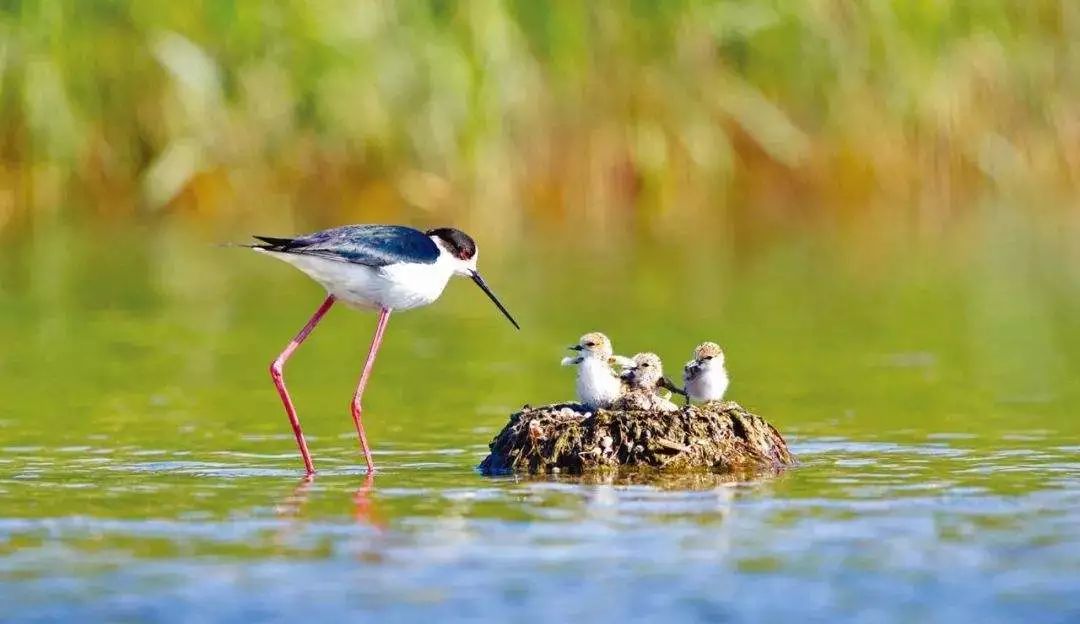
<box><xmin>585</xmin><ymin>342</ymin><xmax>595</xmax><ymax>347</ymax></box>
<box><xmin>641</xmin><ymin>363</ymin><xmax>649</xmax><ymax>367</ymax></box>
<box><xmin>704</xmin><ymin>356</ymin><xmax>713</xmax><ymax>360</ymax></box>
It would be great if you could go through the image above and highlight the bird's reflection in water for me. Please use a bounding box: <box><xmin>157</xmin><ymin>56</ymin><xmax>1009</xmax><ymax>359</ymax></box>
<box><xmin>275</xmin><ymin>474</ymin><xmax>316</xmax><ymax>519</ymax></box>
<box><xmin>271</xmin><ymin>476</ymin><xmax>313</xmax><ymax>550</ymax></box>
<box><xmin>273</xmin><ymin>472</ymin><xmax>384</xmax><ymax>551</ymax></box>
<box><xmin>353</xmin><ymin>472</ymin><xmax>377</xmax><ymax>524</ymax></box>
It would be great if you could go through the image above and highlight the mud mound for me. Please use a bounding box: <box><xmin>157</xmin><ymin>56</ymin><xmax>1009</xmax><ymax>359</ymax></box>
<box><xmin>479</xmin><ymin>400</ymin><xmax>795</xmax><ymax>475</ymax></box>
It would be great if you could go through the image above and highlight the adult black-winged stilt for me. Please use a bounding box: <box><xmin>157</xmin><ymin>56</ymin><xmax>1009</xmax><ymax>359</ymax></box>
<box><xmin>247</xmin><ymin>224</ymin><xmax>519</xmax><ymax>474</ymax></box>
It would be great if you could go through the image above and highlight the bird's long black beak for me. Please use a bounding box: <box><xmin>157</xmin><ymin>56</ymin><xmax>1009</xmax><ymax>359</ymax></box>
<box><xmin>568</xmin><ymin>345</ymin><xmax>584</xmax><ymax>351</ymax></box>
<box><xmin>470</xmin><ymin>271</ymin><xmax>520</xmax><ymax>329</ymax></box>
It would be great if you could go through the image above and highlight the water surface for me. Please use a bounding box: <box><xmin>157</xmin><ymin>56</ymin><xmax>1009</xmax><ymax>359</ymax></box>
<box><xmin>1</xmin><ymin>215</ymin><xmax>1078</xmax><ymax>622</ymax></box>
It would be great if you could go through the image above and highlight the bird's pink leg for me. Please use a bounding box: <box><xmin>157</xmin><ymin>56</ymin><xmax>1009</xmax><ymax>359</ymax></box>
<box><xmin>270</xmin><ymin>294</ymin><xmax>335</xmax><ymax>475</ymax></box>
<box><xmin>350</xmin><ymin>307</ymin><xmax>392</xmax><ymax>473</ymax></box>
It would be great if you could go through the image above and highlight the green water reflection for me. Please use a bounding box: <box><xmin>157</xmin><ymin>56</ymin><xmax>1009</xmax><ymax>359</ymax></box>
<box><xmin>0</xmin><ymin>207</ymin><xmax>1078</xmax><ymax>621</ymax></box>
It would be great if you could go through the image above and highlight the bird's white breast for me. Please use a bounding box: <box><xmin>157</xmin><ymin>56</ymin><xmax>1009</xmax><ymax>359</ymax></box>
<box><xmin>685</xmin><ymin>363</ymin><xmax>729</xmax><ymax>401</ymax></box>
<box><xmin>616</xmin><ymin>389</ymin><xmax>679</xmax><ymax>412</ymax></box>
<box><xmin>261</xmin><ymin>251</ymin><xmax>455</xmax><ymax>311</ymax></box>
<box><xmin>576</xmin><ymin>358</ymin><xmax>623</xmax><ymax>409</ymax></box>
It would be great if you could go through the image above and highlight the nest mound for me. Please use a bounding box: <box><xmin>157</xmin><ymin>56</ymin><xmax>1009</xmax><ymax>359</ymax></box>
<box><xmin>479</xmin><ymin>400</ymin><xmax>795</xmax><ymax>475</ymax></box>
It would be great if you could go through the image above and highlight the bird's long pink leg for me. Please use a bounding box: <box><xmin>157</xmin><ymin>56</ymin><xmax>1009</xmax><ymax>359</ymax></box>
<box><xmin>270</xmin><ymin>294</ymin><xmax>335</xmax><ymax>475</ymax></box>
<box><xmin>350</xmin><ymin>307</ymin><xmax>392</xmax><ymax>473</ymax></box>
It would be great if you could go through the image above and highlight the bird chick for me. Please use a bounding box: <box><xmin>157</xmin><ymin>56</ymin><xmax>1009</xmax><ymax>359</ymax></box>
<box><xmin>561</xmin><ymin>332</ymin><xmax>628</xmax><ymax>409</ymax></box>
<box><xmin>683</xmin><ymin>341</ymin><xmax>729</xmax><ymax>404</ymax></box>
<box><xmin>614</xmin><ymin>352</ymin><xmax>679</xmax><ymax>412</ymax></box>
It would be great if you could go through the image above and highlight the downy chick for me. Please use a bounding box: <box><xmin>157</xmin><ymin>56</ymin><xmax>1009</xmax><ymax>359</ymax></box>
<box><xmin>561</xmin><ymin>332</ymin><xmax>629</xmax><ymax>409</ymax></box>
<box><xmin>683</xmin><ymin>341</ymin><xmax>729</xmax><ymax>404</ymax></box>
<box><xmin>615</xmin><ymin>352</ymin><xmax>679</xmax><ymax>412</ymax></box>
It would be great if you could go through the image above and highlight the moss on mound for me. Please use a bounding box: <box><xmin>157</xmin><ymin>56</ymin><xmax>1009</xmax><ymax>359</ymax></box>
<box><xmin>479</xmin><ymin>400</ymin><xmax>795</xmax><ymax>475</ymax></box>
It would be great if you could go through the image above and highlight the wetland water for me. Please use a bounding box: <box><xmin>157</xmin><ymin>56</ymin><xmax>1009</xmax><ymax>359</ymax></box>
<box><xmin>1</xmin><ymin>214</ymin><xmax>1079</xmax><ymax>622</ymax></box>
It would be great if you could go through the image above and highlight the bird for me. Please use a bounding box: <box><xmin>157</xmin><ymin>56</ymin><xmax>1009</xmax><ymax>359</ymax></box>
<box><xmin>681</xmin><ymin>341</ymin><xmax>729</xmax><ymax>405</ymax></box>
<box><xmin>246</xmin><ymin>224</ymin><xmax>519</xmax><ymax>475</ymax></box>
<box><xmin>560</xmin><ymin>332</ymin><xmax>632</xmax><ymax>409</ymax></box>
<box><xmin>615</xmin><ymin>352</ymin><xmax>680</xmax><ymax>412</ymax></box>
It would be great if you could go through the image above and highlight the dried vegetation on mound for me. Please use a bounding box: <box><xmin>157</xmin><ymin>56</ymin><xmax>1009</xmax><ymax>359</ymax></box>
<box><xmin>479</xmin><ymin>400</ymin><xmax>795</xmax><ymax>475</ymax></box>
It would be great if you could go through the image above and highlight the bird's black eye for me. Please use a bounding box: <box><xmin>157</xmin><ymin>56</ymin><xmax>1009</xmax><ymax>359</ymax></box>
<box><xmin>585</xmin><ymin>341</ymin><xmax>595</xmax><ymax>347</ymax></box>
<box><xmin>641</xmin><ymin>363</ymin><xmax>649</xmax><ymax>367</ymax></box>
<box><xmin>703</xmin><ymin>356</ymin><xmax>713</xmax><ymax>360</ymax></box>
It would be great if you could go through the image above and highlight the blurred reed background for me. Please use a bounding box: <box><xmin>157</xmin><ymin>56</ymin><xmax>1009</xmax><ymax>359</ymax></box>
<box><xmin>1</xmin><ymin>0</ymin><xmax>1076</xmax><ymax>243</ymax></box>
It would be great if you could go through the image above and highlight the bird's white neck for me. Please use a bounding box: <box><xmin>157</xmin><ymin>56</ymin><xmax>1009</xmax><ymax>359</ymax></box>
<box><xmin>431</xmin><ymin>236</ymin><xmax>478</xmax><ymax>277</ymax></box>
<box><xmin>696</xmin><ymin>359</ymin><xmax>723</xmax><ymax>373</ymax></box>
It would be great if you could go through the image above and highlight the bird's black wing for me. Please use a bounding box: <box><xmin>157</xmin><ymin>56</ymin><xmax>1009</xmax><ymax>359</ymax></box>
<box><xmin>252</xmin><ymin>225</ymin><xmax>440</xmax><ymax>267</ymax></box>
<box><xmin>683</xmin><ymin>360</ymin><xmax>702</xmax><ymax>384</ymax></box>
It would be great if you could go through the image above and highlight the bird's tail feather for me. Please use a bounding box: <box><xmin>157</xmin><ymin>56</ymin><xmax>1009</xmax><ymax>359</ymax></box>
<box><xmin>248</xmin><ymin>236</ymin><xmax>300</xmax><ymax>251</ymax></box>
<box><xmin>216</xmin><ymin>236</ymin><xmax>298</xmax><ymax>251</ymax></box>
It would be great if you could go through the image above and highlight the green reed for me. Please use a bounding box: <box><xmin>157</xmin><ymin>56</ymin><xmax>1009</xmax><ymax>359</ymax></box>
<box><xmin>0</xmin><ymin>1</ymin><xmax>1075</xmax><ymax>233</ymax></box>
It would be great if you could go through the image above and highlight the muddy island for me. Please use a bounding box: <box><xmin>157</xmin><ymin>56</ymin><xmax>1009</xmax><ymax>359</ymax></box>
<box><xmin>479</xmin><ymin>400</ymin><xmax>796</xmax><ymax>475</ymax></box>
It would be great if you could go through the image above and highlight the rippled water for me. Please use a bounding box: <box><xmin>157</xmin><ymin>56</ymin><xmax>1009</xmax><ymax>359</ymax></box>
<box><xmin>2</xmin><ymin>217</ymin><xmax>1079</xmax><ymax>622</ymax></box>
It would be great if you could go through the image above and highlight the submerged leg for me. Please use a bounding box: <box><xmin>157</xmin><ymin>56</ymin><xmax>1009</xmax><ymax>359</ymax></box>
<box><xmin>270</xmin><ymin>294</ymin><xmax>336</xmax><ymax>474</ymax></box>
<box><xmin>350</xmin><ymin>307</ymin><xmax>392</xmax><ymax>473</ymax></box>
<box><xmin>354</xmin><ymin>471</ymin><xmax>377</xmax><ymax>525</ymax></box>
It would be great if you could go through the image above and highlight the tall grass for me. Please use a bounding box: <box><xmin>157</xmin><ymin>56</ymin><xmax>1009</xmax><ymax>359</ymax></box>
<box><xmin>0</xmin><ymin>1</ymin><xmax>1076</xmax><ymax>235</ymax></box>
